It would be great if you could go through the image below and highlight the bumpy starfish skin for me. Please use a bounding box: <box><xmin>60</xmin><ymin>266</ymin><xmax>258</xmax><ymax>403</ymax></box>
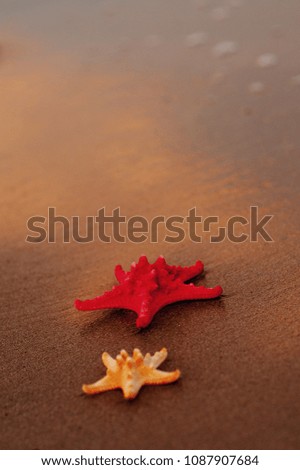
<box><xmin>82</xmin><ymin>348</ymin><xmax>180</xmax><ymax>400</ymax></box>
<box><xmin>75</xmin><ymin>255</ymin><xmax>223</xmax><ymax>328</ymax></box>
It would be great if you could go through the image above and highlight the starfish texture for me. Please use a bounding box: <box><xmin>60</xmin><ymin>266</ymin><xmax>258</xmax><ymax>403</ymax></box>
<box><xmin>82</xmin><ymin>348</ymin><xmax>180</xmax><ymax>400</ymax></box>
<box><xmin>75</xmin><ymin>255</ymin><xmax>223</xmax><ymax>328</ymax></box>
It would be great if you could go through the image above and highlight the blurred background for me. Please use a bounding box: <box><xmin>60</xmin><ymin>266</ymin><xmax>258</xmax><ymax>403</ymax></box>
<box><xmin>1</xmin><ymin>0</ymin><xmax>300</xmax><ymax>450</ymax></box>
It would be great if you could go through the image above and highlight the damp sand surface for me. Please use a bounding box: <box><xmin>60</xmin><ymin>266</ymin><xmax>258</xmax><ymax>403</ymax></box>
<box><xmin>0</xmin><ymin>0</ymin><xmax>300</xmax><ymax>449</ymax></box>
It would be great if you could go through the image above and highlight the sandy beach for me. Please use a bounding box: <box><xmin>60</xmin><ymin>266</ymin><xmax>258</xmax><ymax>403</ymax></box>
<box><xmin>1</xmin><ymin>0</ymin><xmax>300</xmax><ymax>449</ymax></box>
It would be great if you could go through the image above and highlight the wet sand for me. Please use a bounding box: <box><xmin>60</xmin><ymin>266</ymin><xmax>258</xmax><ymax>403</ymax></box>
<box><xmin>1</xmin><ymin>0</ymin><xmax>300</xmax><ymax>449</ymax></box>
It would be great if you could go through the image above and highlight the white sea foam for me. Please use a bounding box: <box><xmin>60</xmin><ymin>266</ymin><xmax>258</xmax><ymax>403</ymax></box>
<box><xmin>256</xmin><ymin>53</ymin><xmax>278</xmax><ymax>68</ymax></box>
<box><xmin>211</xmin><ymin>7</ymin><xmax>230</xmax><ymax>21</ymax></box>
<box><xmin>249</xmin><ymin>82</ymin><xmax>265</xmax><ymax>94</ymax></box>
<box><xmin>213</xmin><ymin>41</ymin><xmax>238</xmax><ymax>58</ymax></box>
<box><xmin>185</xmin><ymin>32</ymin><xmax>208</xmax><ymax>48</ymax></box>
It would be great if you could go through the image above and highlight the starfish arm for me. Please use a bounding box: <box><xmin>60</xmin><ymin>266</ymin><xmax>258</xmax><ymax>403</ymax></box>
<box><xmin>144</xmin><ymin>369</ymin><xmax>181</xmax><ymax>385</ymax></box>
<box><xmin>167</xmin><ymin>284</ymin><xmax>223</xmax><ymax>303</ymax></box>
<box><xmin>133</xmin><ymin>348</ymin><xmax>143</xmax><ymax>361</ymax></box>
<box><xmin>115</xmin><ymin>264</ymin><xmax>126</xmax><ymax>283</ymax></box>
<box><xmin>82</xmin><ymin>375</ymin><xmax>118</xmax><ymax>395</ymax></box>
<box><xmin>122</xmin><ymin>380</ymin><xmax>144</xmax><ymax>400</ymax></box>
<box><xmin>135</xmin><ymin>315</ymin><xmax>152</xmax><ymax>328</ymax></box>
<box><xmin>134</xmin><ymin>299</ymin><xmax>155</xmax><ymax>328</ymax></box>
<box><xmin>148</xmin><ymin>348</ymin><xmax>168</xmax><ymax>369</ymax></box>
<box><xmin>138</xmin><ymin>255</ymin><xmax>150</xmax><ymax>267</ymax></box>
<box><xmin>102</xmin><ymin>352</ymin><xmax>117</xmax><ymax>370</ymax></box>
<box><xmin>75</xmin><ymin>287</ymin><xmax>130</xmax><ymax>311</ymax></box>
<box><xmin>153</xmin><ymin>256</ymin><xmax>167</xmax><ymax>269</ymax></box>
<box><xmin>143</xmin><ymin>353</ymin><xmax>151</xmax><ymax>366</ymax></box>
<box><xmin>176</xmin><ymin>260</ymin><xmax>204</xmax><ymax>281</ymax></box>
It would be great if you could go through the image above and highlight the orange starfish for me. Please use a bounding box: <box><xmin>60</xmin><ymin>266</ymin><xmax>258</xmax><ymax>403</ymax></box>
<box><xmin>82</xmin><ymin>348</ymin><xmax>180</xmax><ymax>400</ymax></box>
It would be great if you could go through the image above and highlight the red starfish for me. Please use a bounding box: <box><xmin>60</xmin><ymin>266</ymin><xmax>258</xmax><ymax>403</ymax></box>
<box><xmin>75</xmin><ymin>256</ymin><xmax>223</xmax><ymax>328</ymax></box>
